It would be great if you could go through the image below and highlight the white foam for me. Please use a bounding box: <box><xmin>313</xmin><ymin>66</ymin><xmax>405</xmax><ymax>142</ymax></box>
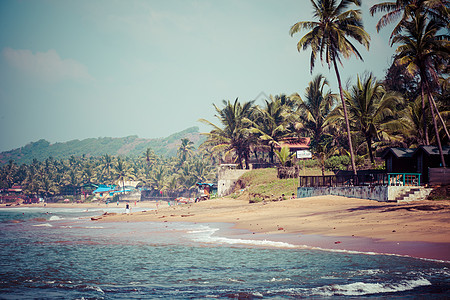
<box><xmin>188</xmin><ymin>225</ymin><xmax>297</xmax><ymax>248</ymax></box>
<box><xmin>32</xmin><ymin>223</ymin><xmax>52</xmax><ymax>227</ymax></box>
<box><xmin>308</xmin><ymin>277</ymin><xmax>432</xmax><ymax>296</ymax></box>
<box><xmin>49</xmin><ymin>215</ymin><xmax>62</xmax><ymax>221</ymax></box>
<box><xmin>269</xmin><ymin>277</ymin><xmax>292</xmax><ymax>282</ymax></box>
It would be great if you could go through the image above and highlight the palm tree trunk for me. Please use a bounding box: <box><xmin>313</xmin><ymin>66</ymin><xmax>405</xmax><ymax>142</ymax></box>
<box><xmin>428</xmin><ymin>92</ymin><xmax>450</xmax><ymax>143</ymax></box>
<box><xmin>333</xmin><ymin>60</ymin><xmax>357</xmax><ymax>175</ymax></box>
<box><xmin>366</xmin><ymin>135</ymin><xmax>375</xmax><ymax>165</ymax></box>
<box><xmin>427</xmin><ymin>91</ymin><xmax>446</xmax><ymax>168</ymax></box>
<box><xmin>420</xmin><ymin>84</ymin><xmax>430</xmax><ymax>145</ymax></box>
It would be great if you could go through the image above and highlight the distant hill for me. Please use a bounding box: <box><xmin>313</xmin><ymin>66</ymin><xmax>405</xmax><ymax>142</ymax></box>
<box><xmin>0</xmin><ymin>127</ymin><xmax>205</xmax><ymax>165</ymax></box>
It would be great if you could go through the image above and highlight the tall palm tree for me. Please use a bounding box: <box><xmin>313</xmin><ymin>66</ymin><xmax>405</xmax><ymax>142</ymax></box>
<box><xmin>199</xmin><ymin>98</ymin><xmax>255</xmax><ymax>169</ymax></box>
<box><xmin>290</xmin><ymin>0</ymin><xmax>371</xmax><ymax>175</ymax></box>
<box><xmin>291</xmin><ymin>74</ymin><xmax>337</xmax><ymax>151</ymax></box>
<box><xmin>343</xmin><ymin>74</ymin><xmax>404</xmax><ymax>164</ymax></box>
<box><xmin>392</xmin><ymin>10</ymin><xmax>449</xmax><ymax>166</ymax></box>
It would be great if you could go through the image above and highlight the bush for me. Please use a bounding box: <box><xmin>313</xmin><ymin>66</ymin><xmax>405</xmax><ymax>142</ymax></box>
<box><xmin>249</xmin><ymin>196</ymin><xmax>263</xmax><ymax>203</ymax></box>
<box><xmin>325</xmin><ymin>156</ymin><xmax>351</xmax><ymax>171</ymax></box>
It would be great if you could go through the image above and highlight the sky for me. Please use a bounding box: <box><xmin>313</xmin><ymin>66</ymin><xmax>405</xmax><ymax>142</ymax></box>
<box><xmin>0</xmin><ymin>0</ymin><xmax>396</xmax><ymax>152</ymax></box>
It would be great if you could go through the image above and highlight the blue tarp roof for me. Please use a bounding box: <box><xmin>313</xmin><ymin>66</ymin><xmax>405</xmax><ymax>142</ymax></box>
<box><xmin>93</xmin><ymin>187</ymin><xmax>113</xmax><ymax>193</ymax></box>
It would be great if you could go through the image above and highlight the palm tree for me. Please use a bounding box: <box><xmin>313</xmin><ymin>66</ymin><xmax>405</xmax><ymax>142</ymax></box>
<box><xmin>115</xmin><ymin>157</ymin><xmax>135</xmax><ymax>193</ymax></box>
<box><xmin>370</xmin><ymin>0</ymin><xmax>449</xmax><ymax>41</ymax></box>
<box><xmin>177</xmin><ymin>138</ymin><xmax>195</xmax><ymax>165</ymax></box>
<box><xmin>151</xmin><ymin>165</ymin><xmax>167</xmax><ymax>193</ymax></box>
<box><xmin>144</xmin><ymin>147</ymin><xmax>157</xmax><ymax>168</ymax></box>
<box><xmin>343</xmin><ymin>74</ymin><xmax>404</xmax><ymax>164</ymax></box>
<box><xmin>290</xmin><ymin>0</ymin><xmax>371</xmax><ymax>175</ymax></box>
<box><xmin>392</xmin><ymin>10</ymin><xmax>449</xmax><ymax>166</ymax></box>
<box><xmin>99</xmin><ymin>154</ymin><xmax>114</xmax><ymax>184</ymax></box>
<box><xmin>199</xmin><ymin>98</ymin><xmax>255</xmax><ymax>169</ymax></box>
<box><xmin>291</xmin><ymin>74</ymin><xmax>337</xmax><ymax>152</ymax></box>
<box><xmin>251</xmin><ymin>96</ymin><xmax>290</xmax><ymax>164</ymax></box>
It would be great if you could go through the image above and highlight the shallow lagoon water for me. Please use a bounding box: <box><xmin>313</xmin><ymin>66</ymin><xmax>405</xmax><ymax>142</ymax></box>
<box><xmin>0</xmin><ymin>207</ymin><xmax>449</xmax><ymax>299</ymax></box>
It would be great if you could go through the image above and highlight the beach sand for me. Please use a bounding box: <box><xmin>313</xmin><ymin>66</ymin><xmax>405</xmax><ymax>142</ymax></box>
<box><xmin>92</xmin><ymin>196</ymin><xmax>450</xmax><ymax>260</ymax></box>
<box><xmin>6</xmin><ymin>196</ymin><xmax>450</xmax><ymax>260</ymax></box>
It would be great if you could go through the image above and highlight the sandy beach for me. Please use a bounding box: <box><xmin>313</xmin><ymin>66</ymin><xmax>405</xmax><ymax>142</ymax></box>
<box><xmin>86</xmin><ymin>196</ymin><xmax>450</xmax><ymax>260</ymax></box>
<box><xmin>88</xmin><ymin>196</ymin><xmax>450</xmax><ymax>242</ymax></box>
<box><xmin>5</xmin><ymin>196</ymin><xmax>450</xmax><ymax>260</ymax></box>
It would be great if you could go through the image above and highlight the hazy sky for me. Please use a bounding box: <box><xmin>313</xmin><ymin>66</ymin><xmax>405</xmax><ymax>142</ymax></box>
<box><xmin>0</xmin><ymin>0</ymin><xmax>395</xmax><ymax>152</ymax></box>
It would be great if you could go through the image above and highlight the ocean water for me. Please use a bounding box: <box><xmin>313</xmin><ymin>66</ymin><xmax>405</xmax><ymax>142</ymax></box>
<box><xmin>0</xmin><ymin>207</ymin><xmax>449</xmax><ymax>299</ymax></box>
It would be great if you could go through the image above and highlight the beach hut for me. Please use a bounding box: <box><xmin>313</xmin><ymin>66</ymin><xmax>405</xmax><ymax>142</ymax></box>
<box><xmin>412</xmin><ymin>146</ymin><xmax>450</xmax><ymax>184</ymax></box>
<box><xmin>381</xmin><ymin>148</ymin><xmax>416</xmax><ymax>174</ymax></box>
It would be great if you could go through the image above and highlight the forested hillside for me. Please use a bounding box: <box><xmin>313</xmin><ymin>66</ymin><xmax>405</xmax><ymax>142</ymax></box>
<box><xmin>0</xmin><ymin>127</ymin><xmax>204</xmax><ymax>165</ymax></box>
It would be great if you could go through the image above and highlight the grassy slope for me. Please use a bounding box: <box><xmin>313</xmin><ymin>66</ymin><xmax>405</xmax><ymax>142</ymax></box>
<box><xmin>231</xmin><ymin>167</ymin><xmax>333</xmax><ymax>202</ymax></box>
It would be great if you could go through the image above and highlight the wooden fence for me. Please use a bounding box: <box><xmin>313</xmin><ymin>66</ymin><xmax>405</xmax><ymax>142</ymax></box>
<box><xmin>429</xmin><ymin>168</ymin><xmax>450</xmax><ymax>186</ymax></box>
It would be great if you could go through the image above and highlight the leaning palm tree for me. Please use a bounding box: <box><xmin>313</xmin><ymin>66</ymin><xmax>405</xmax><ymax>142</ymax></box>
<box><xmin>290</xmin><ymin>0</ymin><xmax>370</xmax><ymax>175</ymax></box>
<box><xmin>343</xmin><ymin>74</ymin><xmax>404</xmax><ymax>164</ymax></box>
<box><xmin>392</xmin><ymin>10</ymin><xmax>449</xmax><ymax>166</ymax></box>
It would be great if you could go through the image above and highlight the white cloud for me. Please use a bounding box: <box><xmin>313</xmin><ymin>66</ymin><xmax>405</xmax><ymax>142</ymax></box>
<box><xmin>2</xmin><ymin>48</ymin><xmax>93</xmax><ymax>83</ymax></box>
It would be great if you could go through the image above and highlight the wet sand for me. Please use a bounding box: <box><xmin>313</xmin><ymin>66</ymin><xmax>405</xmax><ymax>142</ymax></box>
<box><xmin>5</xmin><ymin>196</ymin><xmax>450</xmax><ymax>260</ymax></box>
<box><xmin>93</xmin><ymin>196</ymin><xmax>450</xmax><ymax>260</ymax></box>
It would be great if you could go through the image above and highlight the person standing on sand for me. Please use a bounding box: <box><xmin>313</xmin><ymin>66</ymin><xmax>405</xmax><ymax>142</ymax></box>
<box><xmin>125</xmin><ymin>203</ymin><xmax>130</xmax><ymax>214</ymax></box>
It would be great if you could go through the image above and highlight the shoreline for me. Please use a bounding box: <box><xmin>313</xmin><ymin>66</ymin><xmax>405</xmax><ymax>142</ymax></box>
<box><xmin>3</xmin><ymin>196</ymin><xmax>450</xmax><ymax>261</ymax></box>
<box><xmin>93</xmin><ymin>195</ymin><xmax>450</xmax><ymax>261</ymax></box>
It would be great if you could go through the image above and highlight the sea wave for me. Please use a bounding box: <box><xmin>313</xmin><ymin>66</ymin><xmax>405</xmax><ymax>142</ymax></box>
<box><xmin>32</xmin><ymin>223</ymin><xmax>52</xmax><ymax>227</ymax></box>
<box><xmin>307</xmin><ymin>277</ymin><xmax>432</xmax><ymax>296</ymax></box>
<box><xmin>187</xmin><ymin>225</ymin><xmax>297</xmax><ymax>248</ymax></box>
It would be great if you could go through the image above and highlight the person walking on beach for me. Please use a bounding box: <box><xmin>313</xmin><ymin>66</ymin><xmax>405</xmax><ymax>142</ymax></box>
<box><xmin>125</xmin><ymin>203</ymin><xmax>130</xmax><ymax>214</ymax></box>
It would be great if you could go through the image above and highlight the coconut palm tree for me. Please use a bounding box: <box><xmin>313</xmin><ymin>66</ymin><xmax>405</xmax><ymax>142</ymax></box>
<box><xmin>177</xmin><ymin>138</ymin><xmax>195</xmax><ymax>165</ymax></box>
<box><xmin>251</xmin><ymin>96</ymin><xmax>291</xmax><ymax>164</ymax></box>
<box><xmin>115</xmin><ymin>157</ymin><xmax>135</xmax><ymax>193</ymax></box>
<box><xmin>144</xmin><ymin>147</ymin><xmax>157</xmax><ymax>168</ymax></box>
<box><xmin>290</xmin><ymin>0</ymin><xmax>371</xmax><ymax>175</ymax></box>
<box><xmin>199</xmin><ymin>98</ymin><xmax>255</xmax><ymax>169</ymax></box>
<box><xmin>370</xmin><ymin>0</ymin><xmax>449</xmax><ymax>41</ymax></box>
<box><xmin>291</xmin><ymin>74</ymin><xmax>337</xmax><ymax>152</ymax></box>
<box><xmin>99</xmin><ymin>154</ymin><xmax>114</xmax><ymax>184</ymax></box>
<box><xmin>343</xmin><ymin>74</ymin><xmax>404</xmax><ymax>164</ymax></box>
<box><xmin>392</xmin><ymin>10</ymin><xmax>449</xmax><ymax>166</ymax></box>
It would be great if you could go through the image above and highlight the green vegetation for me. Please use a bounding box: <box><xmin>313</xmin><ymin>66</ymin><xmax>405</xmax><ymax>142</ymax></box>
<box><xmin>200</xmin><ymin>0</ymin><xmax>448</xmax><ymax>174</ymax></box>
<box><xmin>0</xmin><ymin>127</ymin><xmax>204</xmax><ymax>166</ymax></box>
<box><xmin>1</xmin><ymin>1</ymin><xmax>448</xmax><ymax>200</ymax></box>
<box><xmin>232</xmin><ymin>167</ymin><xmax>334</xmax><ymax>202</ymax></box>
<box><xmin>0</xmin><ymin>139</ymin><xmax>216</xmax><ymax>199</ymax></box>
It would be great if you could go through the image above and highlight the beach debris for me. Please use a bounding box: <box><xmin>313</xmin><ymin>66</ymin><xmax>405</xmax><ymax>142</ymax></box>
<box><xmin>334</xmin><ymin>241</ymin><xmax>342</xmax><ymax>244</ymax></box>
<box><xmin>392</xmin><ymin>230</ymin><xmax>396</xmax><ymax>232</ymax></box>
<box><xmin>278</xmin><ymin>227</ymin><xmax>284</xmax><ymax>231</ymax></box>
<box><xmin>181</xmin><ymin>214</ymin><xmax>194</xmax><ymax>217</ymax></box>
<box><xmin>91</xmin><ymin>217</ymin><xmax>102</xmax><ymax>221</ymax></box>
